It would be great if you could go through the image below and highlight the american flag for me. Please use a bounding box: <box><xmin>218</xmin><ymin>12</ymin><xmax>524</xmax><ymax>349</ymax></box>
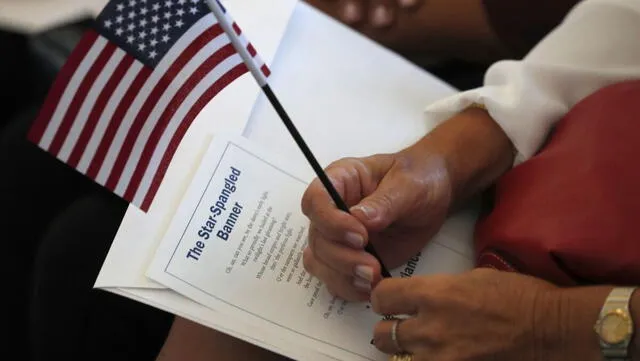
<box><xmin>28</xmin><ymin>0</ymin><xmax>269</xmax><ymax>211</ymax></box>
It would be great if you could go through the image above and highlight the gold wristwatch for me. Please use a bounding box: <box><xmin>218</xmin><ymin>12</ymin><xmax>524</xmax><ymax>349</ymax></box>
<box><xmin>594</xmin><ymin>287</ymin><xmax>637</xmax><ymax>360</ymax></box>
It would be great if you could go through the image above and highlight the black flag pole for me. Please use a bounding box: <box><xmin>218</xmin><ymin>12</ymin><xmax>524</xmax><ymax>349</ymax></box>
<box><xmin>205</xmin><ymin>0</ymin><xmax>392</xmax><ymax>279</ymax></box>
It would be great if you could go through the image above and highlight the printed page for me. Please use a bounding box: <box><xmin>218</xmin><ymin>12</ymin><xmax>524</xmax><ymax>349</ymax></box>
<box><xmin>107</xmin><ymin>288</ymin><xmax>333</xmax><ymax>361</ymax></box>
<box><xmin>147</xmin><ymin>134</ymin><xmax>474</xmax><ymax>361</ymax></box>
<box><xmin>95</xmin><ymin>0</ymin><xmax>297</xmax><ymax>289</ymax></box>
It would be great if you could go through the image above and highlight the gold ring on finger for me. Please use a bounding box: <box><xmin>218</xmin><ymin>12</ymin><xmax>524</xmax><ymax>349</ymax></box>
<box><xmin>390</xmin><ymin>353</ymin><xmax>414</xmax><ymax>361</ymax></box>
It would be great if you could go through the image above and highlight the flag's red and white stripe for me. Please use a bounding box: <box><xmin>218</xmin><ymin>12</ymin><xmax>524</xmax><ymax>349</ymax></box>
<box><xmin>29</xmin><ymin>13</ymin><xmax>268</xmax><ymax>211</ymax></box>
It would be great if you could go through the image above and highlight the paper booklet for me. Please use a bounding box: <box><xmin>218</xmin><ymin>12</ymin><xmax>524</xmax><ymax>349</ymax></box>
<box><xmin>146</xmin><ymin>133</ymin><xmax>475</xmax><ymax>361</ymax></box>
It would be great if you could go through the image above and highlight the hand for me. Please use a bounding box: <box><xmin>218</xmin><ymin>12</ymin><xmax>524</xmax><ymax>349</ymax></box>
<box><xmin>371</xmin><ymin>268</ymin><xmax>562</xmax><ymax>361</ymax></box>
<box><xmin>309</xmin><ymin>0</ymin><xmax>423</xmax><ymax>28</ymax></box>
<box><xmin>301</xmin><ymin>147</ymin><xmax>453</xmax><ymax>302</ymax></box>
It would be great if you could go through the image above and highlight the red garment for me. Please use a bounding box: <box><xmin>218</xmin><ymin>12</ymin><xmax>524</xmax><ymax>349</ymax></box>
<box><xmin>475</xmin><ymin>80</ymin><xmax>640</xmax><ymax>286</ymax></box>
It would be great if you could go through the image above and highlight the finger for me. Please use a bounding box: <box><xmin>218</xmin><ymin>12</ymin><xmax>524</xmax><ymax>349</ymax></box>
<box><xmin>301</xmin><ymin>166</ymin><xmax>369</xmax><ymax>250</ymax></box>
<box><xmin>338</xmin><ymin>0</ymin><xmax>365</xmax><ymax>24</ymax></box>
<box><xmin>301</xmin><ymin>155</ymin><xmax>393</xmax><ymax>218</ymax></box>
<box><xmin>373</xmin><ymin>317</ymin><xmax>422</xmax><ymax>354</ymax></box>
<box><xmin>371</xmin><ymin>278</ymin><xmax>420</xmax><ymax>316</ymax></box>
<box><xmin>309</xmin><ymin>226</ymin><xmax>382</xmax><ymax>284</ymax></box>
<box><xmin>368</xmin><ymin>234</ymin><xmax>430</xmax><ymax>271</ymax></box>
<box><xmin>351</xmin><ymin>156</ymin><xmax>451</xmax><ymax>233</ymax></box>
<box><xmin>324</xmin><ymin>158</ymin><xmax>376</xmax><ymax>207</ymax></box>
<box><xmin>303</xmin><ymin>247</ymin><xmax>372</xmax><ymax>301</ymax></box>
<box><xmin>368</xmin><ymin>0</ymin><xmax>396</xmax><ymax>28</ymax></box>
<box><xmin>350</xmin><ymin>172</ymin><xmax>415</xmax><ymax>233</ymax></box>
<box><xmin>301</xmin><ymin>155</ymin><xmax>395</xmax><ymax>246</ymax></box>
<box><xmin>301</xmin><ymin>155</ymin><xmax>393</xmax><ymax>216</ymax></box>
<box><xmin>303</xmin><ymin>189</ymin><xmax>367</xmax><ymax>249</ymax></box>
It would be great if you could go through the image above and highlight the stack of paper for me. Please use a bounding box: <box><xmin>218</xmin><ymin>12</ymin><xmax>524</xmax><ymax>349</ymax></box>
<box><xmin>95</xmin><ymin>1</ymin><xmax>477</xmax><ymax>360</ymax></box>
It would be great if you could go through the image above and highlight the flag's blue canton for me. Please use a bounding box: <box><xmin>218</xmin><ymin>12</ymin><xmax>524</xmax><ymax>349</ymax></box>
<box><xmin>95</xmin><ymin>0</ymin><xmax>212</xmax><ymax>68</ymax></box>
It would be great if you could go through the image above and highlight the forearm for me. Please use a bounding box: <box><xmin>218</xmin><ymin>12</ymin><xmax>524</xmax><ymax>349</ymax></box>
<box><xmin>304</xmin><ymin>0</ymin><xmax>509</xmax><ymax>62</ymax></box>
<box><xmin>406</xmin><ymin>107</ymin><xmax>514</xmax><ymax>208</ymax></box>
<box><xmin>543</xmin><ymin>286</ymin><xmax>640</xmax><ymax>361</ymax></box>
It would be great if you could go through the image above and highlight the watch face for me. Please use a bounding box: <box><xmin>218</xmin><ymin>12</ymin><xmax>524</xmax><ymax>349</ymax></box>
<box><xmin>600</xmin><ymin>310</ymin><xmax>633</xmax><ymax>345</ymax></box>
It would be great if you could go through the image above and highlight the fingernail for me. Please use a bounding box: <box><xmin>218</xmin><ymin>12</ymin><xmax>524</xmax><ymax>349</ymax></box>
<box><xmin>371</xmin><ymin>5</ymin><xmax>391</xmax><ymax>27</ymax></box>
<box><xmin>398</xmin><ymin>0</ymin><xmax>416</xmax><ymax>7</ymax></box>
<box><xmin>345</xmin><ymin>232</ymin><xmax>364</xmax><ymax>248</ymax></box>
<box><xmin>353</xmin><ymin>204</ymin><xmax>377</xmax><ymax>220</ymax></box>
<box><xmin>342</xmin><ymin>1</ymin><xmax>360</xmax><ymax>23</ymax></box>
<box><xmin>353</xmin><ymin>277</ymin><xmax>372</xmax><ymax>291</ymax></box>
<box><xmin>355</xmin><ymin>265</ymin><xmax>374</xmax><ymax>282</ymax></box>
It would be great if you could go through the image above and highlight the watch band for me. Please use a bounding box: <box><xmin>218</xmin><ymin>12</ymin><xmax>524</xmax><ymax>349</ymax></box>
<box><xmin>604</xmin><ymin>288</ymin><xmax>637</xmax><ymax>309</ymax></box>
<box><xmin>598</xmin><ymin>287</ymin><xmax>637</xmax><ymax>361</ymax></box>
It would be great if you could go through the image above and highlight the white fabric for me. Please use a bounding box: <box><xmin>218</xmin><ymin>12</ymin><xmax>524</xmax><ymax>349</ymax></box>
<box><xmin>424</xmin><ymin>0</ymin><xmax>640</xmax><ymax>165</ymax></box>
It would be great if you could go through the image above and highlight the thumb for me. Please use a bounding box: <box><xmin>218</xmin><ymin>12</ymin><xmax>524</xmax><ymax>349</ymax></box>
<box><xmin>349</xmin><ymin>174</ymin><xmax>415</xmax><ymax>231</ymax></box>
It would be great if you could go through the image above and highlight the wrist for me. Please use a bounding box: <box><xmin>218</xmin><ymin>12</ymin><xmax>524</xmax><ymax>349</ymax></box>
<box><xmin>537</xmin><ymin>286</ymin><xmax>640</xmax><ymax>361</ymax></box>
<box><xmin>560</xmin><ymin>286</ymin><xmax>613</xmax><ymax>361</ymax></box>
<box><xmin>409</xmin><ymin>107</ymin><xmax>514</xmax><ymax>207</ymax></box>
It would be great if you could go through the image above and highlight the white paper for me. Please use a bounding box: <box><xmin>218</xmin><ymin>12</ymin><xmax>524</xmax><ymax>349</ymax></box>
<box><xmin>95</xmin><ymin>0</ymin><xmax>297</xmax><ymax>289</ymax></box>
<box><xmin>243</xmin><ymin>7</ymin><xmax>458</xmax><ymax>178</ymax></box>
<box><xmin>96</xmin><ymin>2</ymin><xmax>476</xmax><ymax>359</ymax></box>
<box><xmin>147</xmin><ymin>134</ymin><xmax>474</xmax><ymax>361</ymax></box>
<box><xmin>108</xmin><ymin>287</ymin><xmax>328</xmax><ymax>361</ymax></box>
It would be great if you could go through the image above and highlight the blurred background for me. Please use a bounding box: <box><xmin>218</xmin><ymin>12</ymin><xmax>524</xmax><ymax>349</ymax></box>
<box><xmin>0</xmin><ymin>1</ymin><xmax>500</xmax><ymax>360</ymax></box>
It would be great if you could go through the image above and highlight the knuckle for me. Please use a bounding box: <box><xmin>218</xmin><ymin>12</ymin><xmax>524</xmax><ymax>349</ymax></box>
<box><xmin>313</xmin><ymin>241</ymin><xmax>356</xmax><ymax>277</ymax></box>
<box><xmin>378</xmin><ymin>192</ymin><xmax>395</xmax><ymax>211</ymax></box>
<box><xmin>414</xmin><ymin>278</ymin><xmax>452</xmax><ymax>305</ymax></box>
<box><xmin>470</xmin><ymin>267</ymin><xmax>497</xmax><ymax>278</ymax></box>
<box><xmin>326</xmin><ymin>283</ymin><xmax>350</xmax><ymax>301</ymax></box>
<box><xmin>370</xmin><ymin>278</ymin><xmax>390</xmax><ymax>301</ymax></box>
<box><xmin>311</xmin><ymin>236</ymin><xmax>332</xmax><ymax>263</ymax></box>
<box><xmin>394</xmin><ymin>166</ymin><xmax>427</xmax><ymax>190</ymax></box>
<box><xmin>368</xmin><ymin>192</ymin><xmax>395</xmax><ymax>215</ymax></box>
<box><xmin>325</xmin><ymin>158</ymin><xmax>345</xmax><ymax>170</ymax></box>
<box><xmin>345</xmin><ymin>289</ymin><xmax>367</xmax><ymax>302</ymax></box>
<box><xmin>326</xmin><ymin>286</ymin><xmax>339</xmax><ymax>298</ymax></box>
<box><xmin>307</xmin><ymin>227</ymin><xmax>317</xmax><ymax>250</ymax></box>
<box><xmin>415</xmin><ymin>287</ymin><xmax>434</xmax><ymax>306</ymax></box>
<box><xmin>300</xmin><ymin>191</ymin><xmax>312</xmax><ymax>216</ymax></box>
<box><xmin>391</xmin><ymin>153</ymin><xmax>416</xmax><ymax>172</ymax></box>
<box><xmin>370</xmin><ymin>292</ymin><xmax>383</xmax><ymax>314</ymax></box>
<box><xmin>300</xmin><ymin>181</ymin><xmax>320</xmax><ymax>216</ymax></box>
<box><xmin>391</xmin><ymin>155</ymin><xmax>450</xmax><ymax>194</ymax></box>
<box><xmin>327</xmin><ymin>157</ymin><xmax>356</xmax><ymax>170</ymax></box>
<box><xmin>326</xmin><ymin>157</ymin><xmax>365</xmax><ymax>182</ymax></box>
<box><xmin>418</xmin><ymin>321</ymin><xmax>447</xmax><ymax>348</ymax></box>
<box><xmin>331</xmin><ymin>255</ymin><xmax>355</xmax><ymax>277</ymax></box>
<box><xmin>333</xmin><ymin>276</ymin><xmax>366</xmax><ymax>302</ymax></box>
<box><xmin>428</xmin><ymin>274</ymin><xmax>456</xmax><ymax>292</ymax></box>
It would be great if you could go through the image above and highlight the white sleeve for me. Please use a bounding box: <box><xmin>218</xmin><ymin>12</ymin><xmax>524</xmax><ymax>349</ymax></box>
<box><xmin>424</xmin><ymin>0</ymin><xmax>640</xmax><ymax>165</ymax></box>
